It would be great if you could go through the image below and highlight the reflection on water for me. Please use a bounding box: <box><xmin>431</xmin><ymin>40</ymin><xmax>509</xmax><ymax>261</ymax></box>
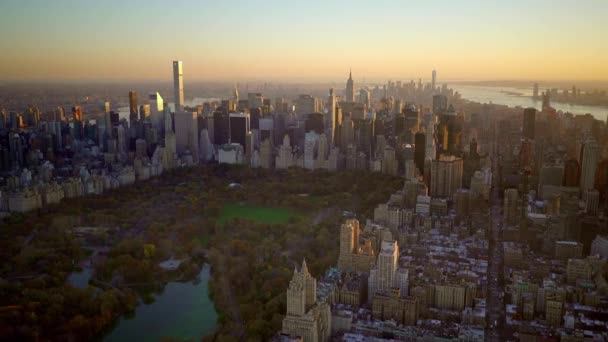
<box><xmin>452</xmin><ymin>85</ymin><xmax>608</xmax><ymax>119</ymax></box>
<box><xmin>104</xmin><ymin>264</ymin><xmax>217</xmax><ymax>342</ymax></box>
<box><xmin>67</xmin><ymin>267</ymin><xmax>92</xmax><ymax>289</ymax></box>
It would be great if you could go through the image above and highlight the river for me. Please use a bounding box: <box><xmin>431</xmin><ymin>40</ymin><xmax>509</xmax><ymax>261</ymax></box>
<box><xmin>451</xmin><ymin>84</ymin><xmax>608</xmax><ymax>120</ymax></box>
<box><xmin>104</xmin><ymin>264</ymin><xmax>218</xmax><ymax>342</ymax></box>
<box><xmin>116</xmin><ymin>86</ymin><xmax>608</xmax><ymax>122</ymax></box>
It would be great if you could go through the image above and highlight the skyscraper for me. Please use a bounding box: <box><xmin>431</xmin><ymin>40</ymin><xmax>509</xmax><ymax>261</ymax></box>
<box><xmin>229</xmin><ymin>113</ymin><xmax>250</xmax><ymax>148</ymax></box>
<box><xmin>345</xmin><ymin>70</ymin><xmax>355</xmax><ymax>102</ymax></box>
<box><xmin>173</xmin><ymin>61</ymin><xmax>184</xmax><ymax>111</ymax></box>
<box><xmin>232</xmin><ymin>82</ymin><xmax>239</xmax><ymax>103</ymax></box>
<box><xmin>414</xmin><ymin>131</ymin><xmax>426</xmax><ymax>174</ymax></box>
<box><xmin>281</xmin><ymin>260</ymin><xmax>331</xmax><ymax>342</ymax></box>
<box><xmin>432</xmin><ymin>94</ymin><xmax>448</xmax><ymax>115</ymax></box>
<box><xmin>326</xmin><ymin>88</ymin><xmax>336</xmax><ymax>146</ymax></box>
<box><xmin>359</xmin><ymin>87</ymin><xmax>370</xmax><ymax>108</ymax></box>
<box><xmin>295</xmin><ymin>94</ymin><xmax>318</xmax><ymax>116</ymax></box>
<box><xmin>430</xmin><ymin>155</ymin><xmax>463</xmax><ymax>198</ymax></box>
<box><xmin>174</xmin><ymin>111</ymin><xmax>198</xmax><ymax>162</ymax></box>
<box><xmin>431</xmin><ymin>69</ymin><xmax>437</xmax><ymax>92</ymax></box>
<box><xmin>149</xmin><ymin>92</ymin><xmax>164</xmax><ymax>131</ymax></box>
<box><xmin>129</xmin><ymin>91</ymin><xmax>138</xmax><ymax>121</ymax></box>
<box><xmin>580</xmin><ymin>139</ymin><xmax>600</xmax><ymax>191</ymax></box>
<box><xmin>523</xmin><ymin>108</ymin><xmax>536</xmax><ymax>140</ymax></box>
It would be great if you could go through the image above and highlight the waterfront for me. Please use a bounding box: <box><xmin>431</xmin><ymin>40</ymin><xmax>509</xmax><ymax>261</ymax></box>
<box><xmin>451</xmin><ymin>84</ymin><xmax>608</xmax><ymax>119</ymax></box>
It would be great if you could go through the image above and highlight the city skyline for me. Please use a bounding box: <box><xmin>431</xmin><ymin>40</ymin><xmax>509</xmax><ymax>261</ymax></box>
<box><xmin>1</xmin><ymin>0</ymin><xmax>607</xmax><ymax>82</ymax></box>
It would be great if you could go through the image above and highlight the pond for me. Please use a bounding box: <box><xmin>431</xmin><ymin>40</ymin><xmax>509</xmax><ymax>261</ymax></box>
<box><xmin>67</xmin><ymin>267</ymin><xmax>92</xmax><ymax>289</ymax></box>
<box><xmin>104</xmin><ymin>264</ymin><xmax>217</xmax><ymax>341</ymax></box>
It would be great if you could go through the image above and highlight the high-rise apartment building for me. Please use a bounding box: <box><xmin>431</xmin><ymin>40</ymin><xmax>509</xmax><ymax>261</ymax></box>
<box><xmin>281</xmin><ymin>260</ymin><xmax>331</xmax><ymax>342</ymax></box>
<box><xmin>173</xmin><ymin>61</ymin><xmax>184</xmax><ymax>111</ymax></box>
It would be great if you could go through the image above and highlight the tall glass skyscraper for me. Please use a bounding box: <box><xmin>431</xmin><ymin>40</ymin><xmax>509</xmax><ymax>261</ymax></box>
<box><xmin>173</xmin><ymin>61</ymin><xmax>184</xmax><ymax>111</ymax></box>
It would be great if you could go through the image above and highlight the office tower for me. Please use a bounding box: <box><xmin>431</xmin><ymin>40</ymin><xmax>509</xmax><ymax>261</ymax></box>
<box><xmin>432</xmin><ymin>69</ymin><xmax>437</xmax><ymax>92</ymax></box>
<box><xmin>103</xmin><ymin>101</ymin><xmax>111</xmax><ymax>114</ymax></box>
<box><xmin>139</xmin><ymin>104</ymin><xmax>151</xmax><ymax>121</ymax></box>
<box><xmin>533</xmin><ymin>83</ymin><xmax>539</xmax><ymax>99</ymax></box>
<box><xmin>326</xmin><ymin>88</ymin><xmax>337</xmax><ymax>145</ymax></box>
<box><xmin>281</xmin><ymin>260</ymin><xmax>330</xmax><ymax>342</ymax></box>
<box><xmin>563</xmin><ymin>159</ymin><xmax>580</xmax><ymax>187</ymax></box>
<box><xmin>173</xmin><ymin>61</ymin><xmax>184</xmax><ymax>111</ymax></box>
<box><xmin>233</xmin><ymin>82</ymin><xmax>239</xmax><ymax>103</ymax></box>
<box><xmin>117</xmin><ymin>125</ymin><xmax>127</xmax><ymax>154</ymax></box>
<box><xmin>148</xmin><ymin>92</ymin><xmax>164</xmax><ymax>131</ymax></box>
<box><xmin>340</xmin><ymin>114</ymin><xmax>355</xmax><ymax>151</ymax></box>
<box><xmin>250</xmin><ymin>107</ymin><xmax>262</xmax><ymax>130</ymax></box>
<box><xmin>354</xmin><ymin>118</ymin><xmax>374</xmax><ymax>156</ymax></box>
<box><xmin>437</xmin><ymin>105</ymin><xmax>463</xmax><ymax>155</ymax></box>
<box><xmin>584</xmin><ymin>189</ymin><xmax>599</xmax><ymax>215</ymax></box>
<box><xmin>414</xmin><ymin>132</ymin><xmax>426</xmax><ymax>174</ymax></box>
<box><xmin>229</xmin><ymin>113</ymin><xmax>250</xmax><ymax>148</ymax></box>
<box><xmin>259</xmin><ymin>138</ymin><xmax>273</xmax><ymax>169</ymax></box>
<box><xmin>523</xmin><ymin>108</ymin><xmax>536</xmax><ymax>140</ymax></box>
<box><xmin>72</xmin><ymin>106</ymin><xmax>83</xmax><ymax>121</ymax></box>
<box><xmin>174</xmin><ymin>111</ymin><xmax>199</xmax><ymax>162</ymax></box>
<box><xmin>345</xmin><ymin>70</ymin><xmax>355</xmax><ymax>102</ymax></box>
<box><xmin>213</xmin><ymin>110</ymin><xmax>230</xmax><ymax>145</ymax></box>
<box><xmin>296</xmin><ymin>94</ymin><xmax>318</xmax><ymax>116</ymax></box>
<box><xmin>305</xmin><ymin>113</ymin><xmax>324</xmax><ymax>135</ymax></box>
<box><xmin>247</xmin><ymin>93</ymin><xmax>263</xmax><ymax>109</ymax></box>
<box><xmin>404</xmin><ymin>103</ymin><xmax>420</xmax><ymax>132</ymax></box>
<box><xmin>359</xmin><ymin>88</ymin><xmax>370</xmax><ymax>108</ymax></box>
<box><xmin>430</xmin><ymin>155</ymin><xmax>463</xmax><ymax>198</ymax></box>
<box><xmin>128</xmin><ymin>91</ymin><xmax>138</xmax><ymax>121</ymax></box>
<box><xmin>403</xmin><ymin>144</ymin><xmax>417</xmax><ymax>180</ymax></box>
<box><xmin>425</xmin><ymin>112</ymin><xmax>436</xmax><ymax>161</ymax></box>
<box><xmin>504</xmin><ymin>188</ymin><xmax>519</xmax><ymax>225</ymax></box>
<box><xmin>432</xmin><ymin>94</ymin><xmax>448</xmax><ymax>115</ymax></box>
<box><xmin>580</xmin><ymin>139</ymin><xmax>600</xmax><ymax>191</ymax></box>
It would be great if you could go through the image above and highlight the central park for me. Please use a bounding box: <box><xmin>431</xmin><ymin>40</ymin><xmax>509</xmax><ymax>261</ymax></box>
<box><xmin>0</xmin><ymin>165</ymin><xmax>403</xmax><ymax>341</ymax></box>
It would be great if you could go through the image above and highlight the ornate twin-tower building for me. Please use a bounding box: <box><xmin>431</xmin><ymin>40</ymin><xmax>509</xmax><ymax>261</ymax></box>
<box><xmin>282</xmin><ymin>259</ymin><xmax>331</xmax><ymax>342</ymax></box>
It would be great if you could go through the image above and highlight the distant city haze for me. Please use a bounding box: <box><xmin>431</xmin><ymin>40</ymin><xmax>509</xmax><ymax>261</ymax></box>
<box><xmin>0</xmin><ymin>0</ymin><xmax>607</xmax><ymax>82</ymax></box>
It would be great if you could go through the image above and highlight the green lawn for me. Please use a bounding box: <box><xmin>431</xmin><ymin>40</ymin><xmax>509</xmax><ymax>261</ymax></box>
<box><xmin>217</xmin><ymin>203</ymin><xmax>296</xmax><ymax>225</ymax></box>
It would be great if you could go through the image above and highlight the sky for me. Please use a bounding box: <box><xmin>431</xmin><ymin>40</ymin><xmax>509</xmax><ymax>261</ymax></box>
<box><xmin>0</xmin><ymin>0</ymin><xmax>607</xmax><ymax>82</ymax></box>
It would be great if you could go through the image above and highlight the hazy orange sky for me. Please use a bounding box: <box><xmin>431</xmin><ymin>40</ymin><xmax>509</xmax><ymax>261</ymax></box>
<box><xmin>1</xmin><ymin>0</ymin><xmax>607</xmax><ymax>82</ymax></box>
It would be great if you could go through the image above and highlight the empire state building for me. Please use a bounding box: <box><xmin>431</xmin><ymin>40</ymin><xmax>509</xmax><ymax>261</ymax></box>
<box><xmin>345</xmin><ymin>70</ymin><xmax>355</xmax><ymax>102</ymax></box>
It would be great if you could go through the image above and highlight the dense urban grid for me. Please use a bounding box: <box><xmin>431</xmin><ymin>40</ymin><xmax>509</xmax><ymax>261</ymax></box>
<box><xmin>1</xmin><ymin>61</ymin><xmax>608</xmax><ymax>342</ymax></box>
